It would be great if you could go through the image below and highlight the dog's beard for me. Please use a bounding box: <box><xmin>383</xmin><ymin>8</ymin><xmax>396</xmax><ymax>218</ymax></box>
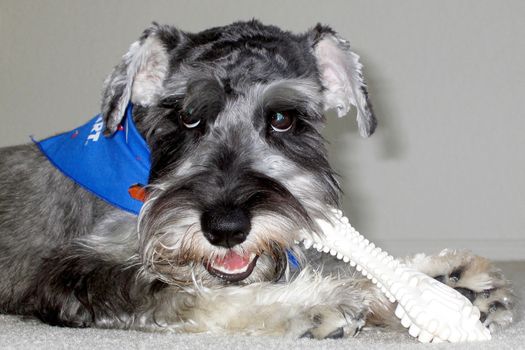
<box><xmin>138</xmin><ymin>186</ymin><xmax>311</xmax><ymax>286</ymax></box>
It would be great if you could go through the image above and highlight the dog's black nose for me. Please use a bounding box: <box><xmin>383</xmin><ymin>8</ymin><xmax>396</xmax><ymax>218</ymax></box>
<box><xmin>201</xmin><ymin>207</ymin><xmax>251</xmax><ymax>248</ymax></box>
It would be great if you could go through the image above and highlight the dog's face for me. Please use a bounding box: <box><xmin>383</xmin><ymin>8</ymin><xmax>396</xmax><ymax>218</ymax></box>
<box><xmin>101</xmin><ymin>21</ymin><xmax>376</xmax><ymax>286</ymax></box>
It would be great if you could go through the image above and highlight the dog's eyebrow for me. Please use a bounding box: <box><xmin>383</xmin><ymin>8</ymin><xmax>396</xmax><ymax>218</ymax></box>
<box><xmin>159</xmin><ymin>75</ymin><xmax>226</xmax><ymax>121</ymax></box>
<box><xmin>261</xmin><ymin>79</ymin><xmax>323</xmax><ymax>117</ymax></box>
<box><xmin>183</xmin><ymin>78</ymin><xmax>226</xmax><ymax>116</ymax></box>
<box><xmin>159</xmin><ymin>64</ymin><xmax>226</xmax><ymax>106</ymax></box>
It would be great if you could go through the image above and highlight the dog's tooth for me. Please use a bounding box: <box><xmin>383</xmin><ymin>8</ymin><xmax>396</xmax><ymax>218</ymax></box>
<box><xmin>329</xmin><ymin>249</ymin><xmax>337</xmax><ymax>256</ymax></box>
<box><xmin>322</xmin><ymin>246</ymin><xmax>330</xmax><ymax>253</ymax></box>
<box><xmin>303</xmin><ymin>240</ymin><xmax>312</xmax><ymax>249</ymax></box>
<box><xmin>336</xmin><ymin>252</ymin><xmax>343</xmax><ymax>259</ymax></box>
<box><xmin>349</xmin><ymin>260</ymin><xmax>356</xmax><ymax>267</ymax></box>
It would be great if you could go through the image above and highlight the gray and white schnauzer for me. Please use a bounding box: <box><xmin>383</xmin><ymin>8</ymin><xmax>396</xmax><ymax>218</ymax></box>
<box><xmin>0</xmin><ymin>21</ymin><xmax>515</xmax><ymax>339</ymax></box>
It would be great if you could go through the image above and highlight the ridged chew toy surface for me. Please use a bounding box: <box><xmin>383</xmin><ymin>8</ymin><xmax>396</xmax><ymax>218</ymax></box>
<box><xmin>299</xmin><ymin>209</ymin><xmax>491</xmax><ymax>343</ymax></box>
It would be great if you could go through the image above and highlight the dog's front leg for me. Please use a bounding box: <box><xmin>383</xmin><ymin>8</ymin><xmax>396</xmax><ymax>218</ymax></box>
<box><xmin>23</xmin><ymin>239</ymin><xmax>389</xmax><ymax>338</ymax></box>
<box><xmin>23</xmin><ymin>242</ymin><xmax>165</xmax><ymax>329</ymax></box>
<box><xmin>159</xmin><ymin>269</ymin><xmax>388</xmax><ymax>339</ymax></box>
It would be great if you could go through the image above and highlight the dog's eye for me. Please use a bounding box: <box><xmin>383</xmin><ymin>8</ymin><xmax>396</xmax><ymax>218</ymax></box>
<box><xmin>180</xmin><ymin>109</ymin><xmax>201</xmax><ymax>129</ymax></box>
<box><xmin>270</xmin><ymin>111</ymin><xmax>294</xmax><ymax>132</ymax></box>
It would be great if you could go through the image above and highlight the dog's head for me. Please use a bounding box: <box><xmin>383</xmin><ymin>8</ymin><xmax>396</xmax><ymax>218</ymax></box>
<box><xmin>101</xmin><ymin>21</ymin><xmax>376</xmax><ymax>286</ymax></box>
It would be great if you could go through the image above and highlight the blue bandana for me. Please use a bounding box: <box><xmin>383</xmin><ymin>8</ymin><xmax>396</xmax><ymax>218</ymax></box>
<box><xmin>34</xmin><ymin>104</ymin><xmax>150</xmax><ymax>215</ymax></box>
<box><xmin>34</xmin><ymin>104</ymin><xmax>300</xmax><ymax>269</ymax></box>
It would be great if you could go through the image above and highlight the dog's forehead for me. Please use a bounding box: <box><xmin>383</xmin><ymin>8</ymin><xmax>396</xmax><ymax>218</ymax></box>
<box><xmin>160</xmin><ymin>23</ymin><xmax>323</xmax><ymax>97</ymax></box>
<box><xmin>178</xmin><ymin>22</ymin><xmax>320</xmax><ymax>84</ymax></box>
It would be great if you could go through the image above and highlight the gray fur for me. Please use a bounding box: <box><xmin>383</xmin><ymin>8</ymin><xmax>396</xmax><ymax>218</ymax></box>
<box><xmin>0</xmin><ymin>21</ymin><xmax>514</xmax><ymax>337</ymax></box>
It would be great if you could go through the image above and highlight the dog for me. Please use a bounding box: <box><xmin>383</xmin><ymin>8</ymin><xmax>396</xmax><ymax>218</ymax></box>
<box><xmin>0</xmin><ymin>20</ymin><xmax>514</xmax><ymax>339</ymax></box>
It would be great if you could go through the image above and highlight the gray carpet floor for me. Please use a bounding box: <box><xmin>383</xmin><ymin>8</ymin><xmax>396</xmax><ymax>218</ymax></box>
<box><xmin>1</xmin><ymin>262</ymin><xmax>523</xmax><ymax>350</ymax></box>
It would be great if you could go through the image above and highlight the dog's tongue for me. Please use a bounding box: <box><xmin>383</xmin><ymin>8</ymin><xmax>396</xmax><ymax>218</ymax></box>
<box><xmin>214</xmin><ymin>251</ymin><xmax>251</xmax><ymax>271</ymax></box>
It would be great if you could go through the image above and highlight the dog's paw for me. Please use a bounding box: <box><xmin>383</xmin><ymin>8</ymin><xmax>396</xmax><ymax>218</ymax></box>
<box><xmin>410</xmin><ymin>249</ymin><xmax>515</xmax><ymax>332</ymax></box>
<box><xmin>296</xmin><ymin>305</ymin><xmax>365</xmax><ymax>340</ymax></box>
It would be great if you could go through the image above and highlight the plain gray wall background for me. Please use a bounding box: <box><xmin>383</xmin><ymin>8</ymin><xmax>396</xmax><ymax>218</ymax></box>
<box><xmin>1</xmin><ymin>0</ymin><xmax>523</xmax><ymax>259</ymax></box>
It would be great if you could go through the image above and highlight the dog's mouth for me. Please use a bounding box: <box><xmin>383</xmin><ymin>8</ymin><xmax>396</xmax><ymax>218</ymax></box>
<box><xmin>204</xmin><ymin>251</ymin><xmax>259</xmax><ymax>282</ymax></box>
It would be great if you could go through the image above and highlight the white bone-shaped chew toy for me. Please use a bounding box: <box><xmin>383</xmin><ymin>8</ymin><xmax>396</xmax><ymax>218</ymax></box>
<box><xmin>298</xmin><ymin>209</ymin><xmax>491</xmax><ymax>343</ymax></box>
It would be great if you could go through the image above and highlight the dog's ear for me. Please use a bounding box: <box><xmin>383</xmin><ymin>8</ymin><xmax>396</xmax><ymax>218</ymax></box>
<box><xmin>101</xmin><ymin>24</ymin><xmax>185</xmax><ymax>135</ymax></box>
<box><xmin>310</xmin><ymin>24</ymin><xmax>377</xmax><ymax>137</ymax></box>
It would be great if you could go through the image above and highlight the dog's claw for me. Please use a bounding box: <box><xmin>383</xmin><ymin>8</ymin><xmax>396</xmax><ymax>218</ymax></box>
<box><xmin>325</xmin><ymin>327</ymin><xmax>345</xmax><ymax>339</ymax></box>
<box><xmin>300</xmin><ymin>331</ymin><xmax>314</xmax><ymax>339</ymax></box>
<box><xmin>295</xmin><ymin>305</ymin><xmax>367</xmax><ymax>340</ymax></box>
